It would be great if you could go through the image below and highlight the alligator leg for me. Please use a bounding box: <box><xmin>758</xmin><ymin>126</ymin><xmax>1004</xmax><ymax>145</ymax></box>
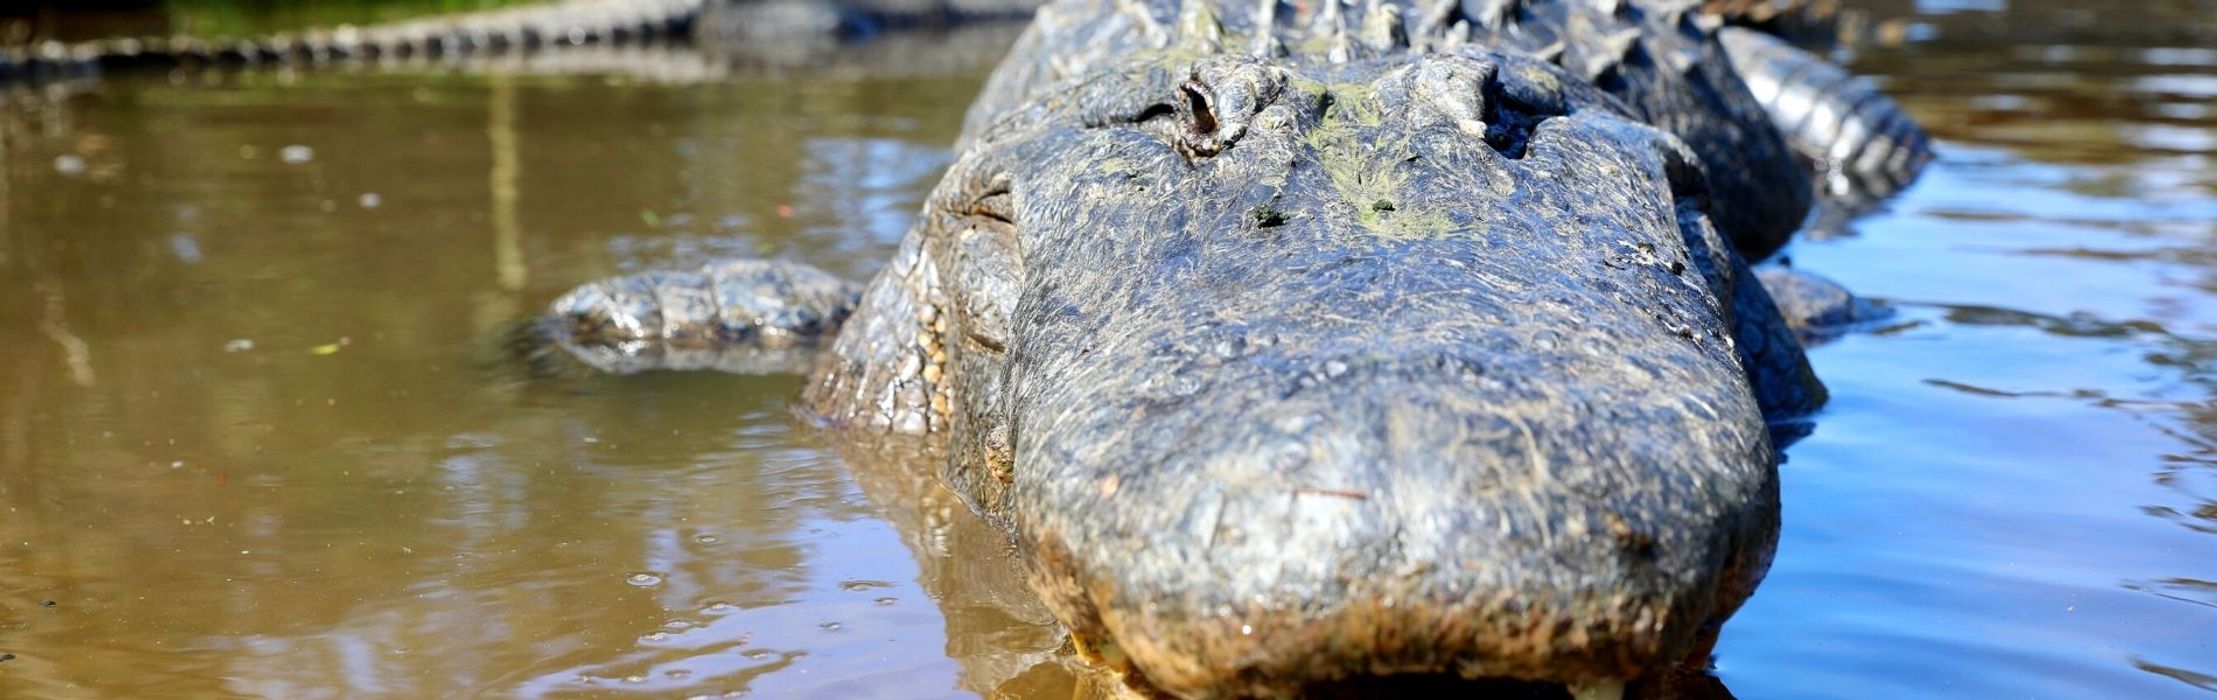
<box><xmin>1661</xmin><ymin>133</ymin><xmax>1829</xmax><ymax>428</ymax></box>
<box><xmin>541</xmin><ymin>258</ymin><xmax>863</xmax><ymax>375</ymax></box>
<box><xmin>1754</xmin><ymin>265</ymin><xmax>1891</xmax><ymax>345</ymax></box>
<box><xmin>1716</xmin><ymin>26</ymin><xmax>1933</xmax><ymax>206</ymax></box>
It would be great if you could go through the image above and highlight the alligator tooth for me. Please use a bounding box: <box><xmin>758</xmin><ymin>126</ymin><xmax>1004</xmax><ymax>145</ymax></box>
<box><xmin>1571</xmin><ymin>680</ymin><xmax>1627</xmax><ymax>700</ymax></box>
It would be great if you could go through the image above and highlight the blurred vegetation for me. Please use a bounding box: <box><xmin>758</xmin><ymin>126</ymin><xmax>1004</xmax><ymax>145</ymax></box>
<box><xmin>165</xmin><ymin>0</ymin><xmax>546</xmax><ymax>36</ymax></box>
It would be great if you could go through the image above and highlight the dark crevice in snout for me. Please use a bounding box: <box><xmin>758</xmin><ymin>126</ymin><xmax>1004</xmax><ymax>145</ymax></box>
<box><xmin>1122</xmin><ymin>96</ymin><xmax>1211</xmax><ymax>161</ymax></box>
<box><xmin>1481</xmin><ymin>74</ymin><xmax>1556</xmax><ymax>160</ymax></box>
<box><xmin>1127</xmin><ymin>101</ymin><xmax>1177</xmax><ymax>125</ymax></box>
<box><xmin>1179</xmin><ymin>79</ymin><xmax>1219</xmax><ymax>139</ymax></box>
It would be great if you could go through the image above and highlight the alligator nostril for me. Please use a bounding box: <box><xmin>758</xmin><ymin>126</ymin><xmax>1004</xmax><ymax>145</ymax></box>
<box><xmin>1180</xmin><ymin>80</ymin><xmax>1218</xmax><ymax>137</ymax></box>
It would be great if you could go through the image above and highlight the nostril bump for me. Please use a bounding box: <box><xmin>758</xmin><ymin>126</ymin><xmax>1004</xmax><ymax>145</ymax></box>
<box><xmin>1180</xmin><ymin>80</ymin><xmax>1218</xmax><ymax>137</ymax></box>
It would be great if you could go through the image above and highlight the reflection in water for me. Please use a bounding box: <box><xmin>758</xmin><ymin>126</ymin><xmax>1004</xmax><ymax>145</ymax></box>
<box><xmin>0</xmin><ymin>45</ymin><xmax>1004</xmax><ymax>697</ymax></box>
<box><xmin>491</xmin><ymin>74</ymin><xmax>527</xmax><ymax>296</ymax></box>
<box><xmin>1722</xmin><ymin>1</ymin><xmax>2217</xmax><ymax>698</ymax></box>
<box><xmin>836</xmin><ymin>442</ymin><xmax>1077</xmax><ymax>697</ymax></box>
<box><xmin>0</xmin><ymin>1</ymin><xmax>2215</xmax><ymax>697</ymax></box>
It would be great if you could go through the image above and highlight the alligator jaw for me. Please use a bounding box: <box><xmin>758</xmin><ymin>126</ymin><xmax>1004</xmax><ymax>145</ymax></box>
<box><xmin>967</xmin><ymin>52</ymin><xmax>1778</xmax><ymax>696</ymax></box>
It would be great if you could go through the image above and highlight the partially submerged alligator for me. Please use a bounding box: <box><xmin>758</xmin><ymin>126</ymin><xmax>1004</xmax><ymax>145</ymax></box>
<box><xmin>0</xmin><ymin>0</ymin><xmax>1040</xmax><ymax>82</ymax></box>
<box><xmin>1</xmin><ymin>0</ymin><xmax>704</xmax><ymax>80</ymax></box>
<box><xmin>539</xmin><ymin>0</ymin><xmax>1930</xmax><ymax>696</ymax></box>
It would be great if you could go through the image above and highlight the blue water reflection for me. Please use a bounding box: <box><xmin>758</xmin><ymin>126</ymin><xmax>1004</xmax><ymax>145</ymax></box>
<box><xmin>1724</xmin><ymin>2</ymin><xmax>2217</xmax><ymax>695</ymax></box>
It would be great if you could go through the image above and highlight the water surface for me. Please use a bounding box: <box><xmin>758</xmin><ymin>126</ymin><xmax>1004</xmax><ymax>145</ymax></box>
<box><xmin>1</xmin><ymin>1</ymin><xmax>2213</xmax><ymax>697</ymax></box>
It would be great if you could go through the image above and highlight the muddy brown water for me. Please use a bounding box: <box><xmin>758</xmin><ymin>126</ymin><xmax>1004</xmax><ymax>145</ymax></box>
<box><xmin>1</xmin><ymin>1</ymin><xmax>2213</xmax><ymax>697</ymax></box>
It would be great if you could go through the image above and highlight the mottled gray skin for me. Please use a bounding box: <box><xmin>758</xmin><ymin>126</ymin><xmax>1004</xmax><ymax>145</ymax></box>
<box><xmin>965</xmin><ymin>0</ymin><xmax>1815</xmax><ymax>260</ymax></box>
<box><xmin>534</xmin><ymin>0</ymin><xmax>1934</xmax><ymax>696</ymax></box>
<box><xmin>547</xmin><ymin>259</ymin><xmax>863</xmax><ymax>375</ymax></box>
<box><xmin>806</xmin><ymin>45</ymin><xmax>1795</xmax><ymax>698</ymax></box>
<box><xmin>1717</xmin><ymin>26</ymin><xmax>1929</xmax><ymax>206</ymax></box>
<box><xmin>1753</xmin><ymin>266</ymin><xmax>1891</xmax><ymax>344</ymax></box>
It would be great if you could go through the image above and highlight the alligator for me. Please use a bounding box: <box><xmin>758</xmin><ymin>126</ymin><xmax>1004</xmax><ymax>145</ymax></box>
<box><xmin>534</xmin><ymin>0</ymin><xmax>1931</xmax><ymax>696</ymax></box>
<box><xmin>0</xmin><ymin>0</ymin><xmax>1043</xmax><ymax>83</ymax></box>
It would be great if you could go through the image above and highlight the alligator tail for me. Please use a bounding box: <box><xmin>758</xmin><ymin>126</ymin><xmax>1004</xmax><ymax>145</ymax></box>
<box><xmin>1</xmin><ymin>0</ymin><xmax>707</xmax><ymax>85</ymax></box>
<box><xmin>1700</xmin><ymin>0</ymin><xmax>1854</xmax><ymax>46</ymax></box>
<box><xmin>1716</xmin><ymin>25</ymin><xmax>1931</xmax><ymax>205</ymax></box>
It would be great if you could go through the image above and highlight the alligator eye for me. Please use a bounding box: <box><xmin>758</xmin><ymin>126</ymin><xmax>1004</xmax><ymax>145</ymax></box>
<box><xmin>969</xmin><ymin>192</ymin><xmax>1015</xmax><ymax>224</ymax></box>
<box><xmin>964</xmin><ymin>170</ymin><xmax>1015</xmax><ymax>224</ymax></box>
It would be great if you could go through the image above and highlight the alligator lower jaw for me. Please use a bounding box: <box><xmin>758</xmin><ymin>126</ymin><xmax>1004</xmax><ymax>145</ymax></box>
<box><xmin>1057</xmin><ymin>608</ymin><xmax>1663</xmax><ymax>699</ymax></box>
<box><xmin>1081</xmin><ymin>668</ymin><xmax>1638</xmax><ymax>700</ymax></box>
<box><xmin>1079</xmin><ymin>677</ymin><xmax>1624</xmax><ymax>700</ymax></box>
<box><xmin>1065</xmin><ymin>638</ymin><xmax>1637</xmax><ymax>699</ymax></box>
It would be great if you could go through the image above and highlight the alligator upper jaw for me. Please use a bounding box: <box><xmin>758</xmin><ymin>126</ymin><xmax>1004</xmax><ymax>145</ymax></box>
<box><xmin>986</xmin><ymin>245</ymin><xmax>1780</xmax><ymax>695</ymax></box>
<box><xmin>912</xmin><ymin>48</ymin><xmax>1788</xmax><ymax>694</ymax></box>
<box><xmin>1008</xmin><ymin>360</ymin><xmax>1774</xmax><ymax>695</ymax></box>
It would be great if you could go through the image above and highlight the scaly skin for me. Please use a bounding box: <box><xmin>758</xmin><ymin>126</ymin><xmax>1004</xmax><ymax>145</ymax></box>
<box><xmin>1717</xmin><ymin>26</ymin><xmax>1931</xmax><ymax>206</ymax></box>
<box><xmin>963</xmin><ymin>0</ymin><xmax>1814</xmax><ymax>259</ymax></box>
<box><xmin>795</xmin><ymin>40</ymin><xmax>1796</xmax><ymax>696</ymax></box>
<box><xmin>540</xmin><ymin>0</ymin><xmax>1934</xmax><ymax>696</ymax></box>
<box><xmin>0</xmin><ymin>0</ymin><xmax>1040</xmax><ymax>83</ymax></box>
<box><xmin>1</xmin><ymin>0</ymin><xmax>706</xmax><ymax>81</ymax></box>
<box><xmin>547</xmin><ymin>259</ymin><xmax>863</xmax><ymax>375</ymax></box>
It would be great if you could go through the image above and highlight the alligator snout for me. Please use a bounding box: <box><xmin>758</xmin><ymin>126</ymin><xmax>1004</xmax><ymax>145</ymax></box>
<box><xmin>992</xmin><ymin>129</ymin><xmax>1783</xmax><ymax>691</ymax></box>
<box><xmin>846</xmin><ymin>47</ymin><xmax>1798</xmax><ymax>696</ymax></box>
<box><xmin>1009</xmin><ymin>328</ymin><xmax>1778</xmax><ymax>695</ymax></box>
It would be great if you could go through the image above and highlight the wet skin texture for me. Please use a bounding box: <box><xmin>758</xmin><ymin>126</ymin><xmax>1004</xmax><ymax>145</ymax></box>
<box><xmin>539</xmin><ymin>0</ymin><xmax>1937</xmax><ymax>696</ymax></box>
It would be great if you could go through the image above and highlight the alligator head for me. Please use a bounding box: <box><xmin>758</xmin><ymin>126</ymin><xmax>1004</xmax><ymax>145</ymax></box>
<box><xmin>804</xmin><ymin>49</ymin><xmax>1781</xmax><ymax>697</ymax></box>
